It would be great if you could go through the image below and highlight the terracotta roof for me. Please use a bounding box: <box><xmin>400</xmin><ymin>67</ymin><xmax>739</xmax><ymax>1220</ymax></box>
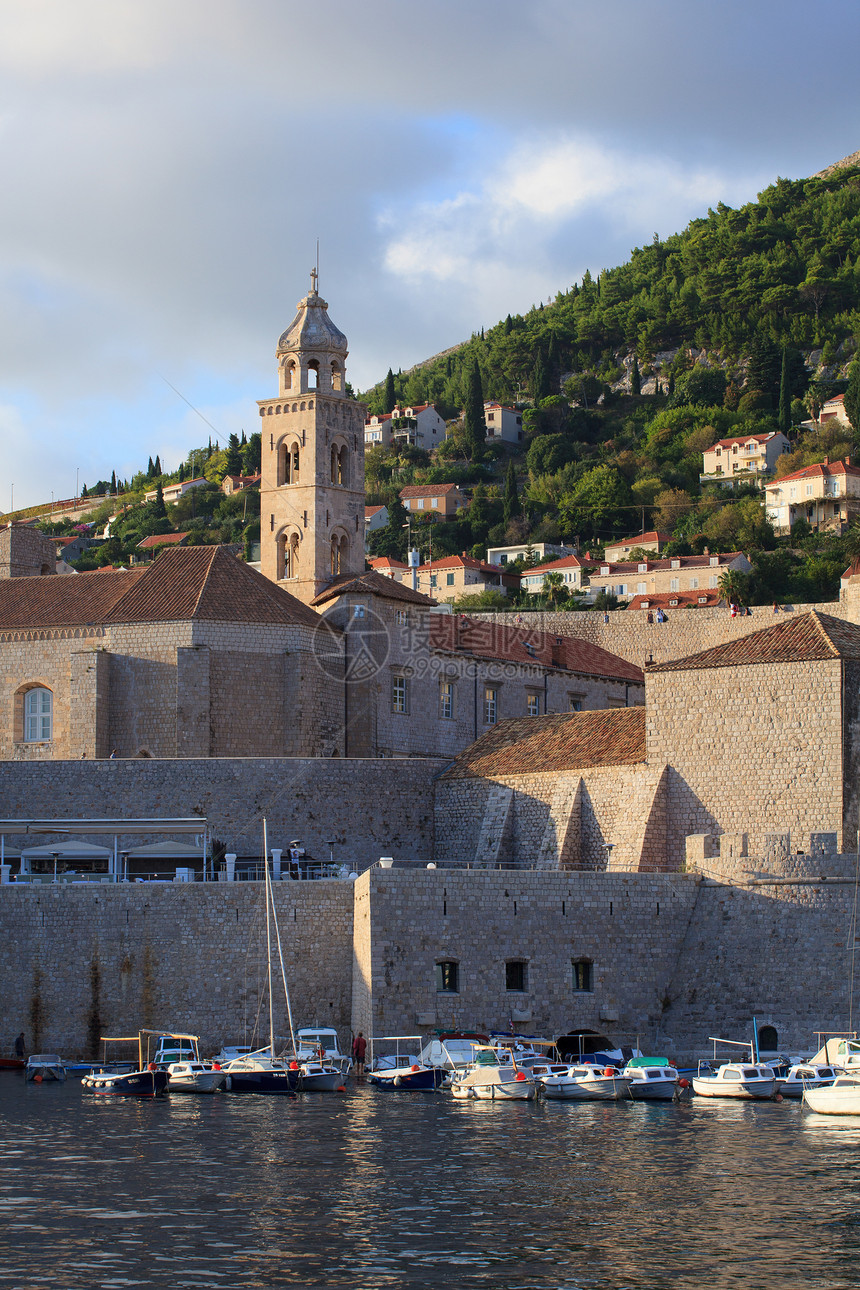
<box><xmin>604</xmin><ymin>531</ymin><xmax>670</xmax><ymax>548</ymax></box>
<box><xmin>842</xmin><ymin>557</ymin><xmax>860</xmax><ymax>580</ymax></box>
<box><xmin>418</xmin><ymin>554</ymin><xmax>516</xmax><ymax>577</ymax></box>
<box><xmin>592</xmin><ymin>552</ymin><xmax>745</xmax><ymax>575</ymax></box>
<box><xmin>399</xmin><ymin>484</ymin><xmax>463</xmax><ymax>499</ymax></box>
<box><xmin>365</xmin><ymin>505</ymin><xmax>386</xmax><ymax>518</ymax></box>
<box><xmin>107</xmin><ymin>546</ymin><xmax>323</xmax><ymax>627</ymax></box>
<box><xmin>311</xmin><ymin>568</ymin><xmax>436</xmax><ymax>608</ymax></box>
<box><xmin>768</xmin><ymin>458</ymin><xmax>860</xmax><ymax>486</ymax></box>
<box><xmin>526</xmin><ymin>554</ymin><xmax>585</xmax><ymax>573</ymax></box>
<box><xmin>368</xmin><ymin>555</ymin><xmax>408</xmax><ymax>570</ymax></box>
<box><xmin>709</xmin><ymin>433</ymin><xmax>782</xmax><ymax>449</ymax></box>
<box><xmin>430</xmin><ymin>616</ymin><xmax>643</xmax><ymax>682</ymax></box>
<box><xmin>823</xmin><ymin>394</ymin><xmax>846</xmax><ymax>406</ymax></box>
<box><xmin>0</xmin><ymin>567</ymin><xmax>148</xmax><ymax>628</ymax></box>
<box><xmin>647</xmin><ymin>610</ymin><xmax>860</xmax><ymax>673</ymax></box>
<box><xmin>137</xmin><ymin>531</ymin><xmax>191</xmax><ymax>549</ymax></box>
<box><xmin>366</xmin><ymin>413</ymin><xmax>393</xmax><ymax>425</ymax></box>
<box><xmin>442</xmin><ymin>708</ymin><xmax>646</xmax><ymax>780</ymax></box>
<box><xmin>627</xmin><ymin>592</ymin><xmax>722</xmax><ymax>610</ymax></box>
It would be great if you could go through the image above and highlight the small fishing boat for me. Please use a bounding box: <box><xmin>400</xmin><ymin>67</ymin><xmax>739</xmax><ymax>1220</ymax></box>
<box><xmin>803</xmin><ymin>1075</ymin><xmax>860</xmax><ymax>1114</ymax></box>
<box><xmin>368</xmin><ymin>1061</ymin><xmax>447</xmax><ymax>1091</ymax></box>
<box><xmin>288</xmin><ymin>1057</ymin><xmax>345</xmax><ymax>1092</ymax></box>
<box><xmin>449</xmin><ymin>1045</ymin><xmax>537</xmax><ymax>1101</ymax></box>
<box><xmin>220</xmin><ymin>1050</ymin><xmax>297</xmax><ymax>1095</ymax></box>
<box><xmin>538</xmin><ymin>1063</ymin><xmax>631</xmax><ymax>1101</ymax></box>
<box><xmin>624</xmin><ymin>1057</ymin><xmax>681</xmax><ymax>1101</ymax></box>
<box><xmin>691</xmin><ymin>1062</ymin><xmax>779</xmax><ymax>1099</ymax></box>
<box><xmin>82</xmin><ymin>1066</ymin><xmax>169</xmax><ymax>1097</ymax></box>
<box><xmin>25</xmin><ymin>1054</ymin><xmax>66</xmax><ymax>1083</ymax></box>
<box><xmin>419</xmin><ymin>1032</ymin><xmax>489</xmax><ymax>1073</ymax></box>
<box><xmin>778</xmin><ymin>1063</ymin><xmax>836</xmax><ymax>1099</ymax></box>
<box><xmin>295</xmin><ymin>1027</ymin><xmax>352</xmax><ymax>1077</ymax></box>
<box><xmin>166</xmin><ymin>1061</ymin><xmax>226</xmax><ymax>1093</ymax></box>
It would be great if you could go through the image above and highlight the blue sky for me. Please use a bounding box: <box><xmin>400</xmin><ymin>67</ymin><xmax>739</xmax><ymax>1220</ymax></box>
<box><xmin>1</xmin><ymin>0</ymin><xmax>859</xmax><ymax>509</ymax></box>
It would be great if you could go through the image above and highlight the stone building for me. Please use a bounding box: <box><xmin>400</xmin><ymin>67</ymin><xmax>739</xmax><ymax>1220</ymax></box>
<box><xmin>0</xmin><ymin>524</ymin><xmax>58</xmax><ymax>578</ymax></box>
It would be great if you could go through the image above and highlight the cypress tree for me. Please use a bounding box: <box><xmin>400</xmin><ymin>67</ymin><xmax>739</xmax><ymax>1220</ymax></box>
<box><xmin>154</xmin><ymin>483</ymin><xmax>167</xmax><ymax>519</ymax></box>
<box><xmin>668</xmin><ymin>372</ymin><xmax>675</xmax><ymax>397</ymax></box>
<box><xmin>383</xmin><ymin>369</ymin><xmax>396</xmax><ymax>414</ymax></box>
<box><xmin>110</xmin><ymin>470</ymin><xmax>116</xmax><ymax>494</ymax></box>
<box><xmin>631</xmin><ymin>356</ymin><xmax>641</xmax><ymax>397</ymax></box>
<box><xmin>147</xmin><ymin>456</ymin><xmax>155</xmax><ymax>478</ymax></box>
<box><xmin>464</xmin><ymin>358</ymin><xmax>487</xmax><ymax>461</ymax></box>
<box><xmin>225</xmin><ymin>432</ymin><xmax>242</xmax><ymax>477</ymax></box>
<box><xmin>153</xmin><ymin>454</ymin><xmax>162</xmax><ymax>476</ymax></box>
<box><xmin>504</xmin><ymin>314</ymin><xmax>513</xmax><ymax>335</ymax></box>
<box><xmin>845</xmin><ymin>357</ymin><xmax>860</xmax><ymax>437</ymax></box>
<box><xmin>81</xmin><ymin>483</ymin><xmax>88</xmax><ymax>499</ymax></box>
<box><xmin>778</xmin><ymin>347</ymin><xmax>791</xmax><ymax>434</ymax></box>
<box><xmin>503</xmin><ymin>458</ymin><xmax>521</xmax><ymax>525</ymax></box>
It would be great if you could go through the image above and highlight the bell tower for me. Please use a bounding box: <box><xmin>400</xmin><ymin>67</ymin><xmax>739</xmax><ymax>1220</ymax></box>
<box><xmin>259</xmin><ymin>274</ymin><xmax>366</xmax><ymax>605</ymax></box>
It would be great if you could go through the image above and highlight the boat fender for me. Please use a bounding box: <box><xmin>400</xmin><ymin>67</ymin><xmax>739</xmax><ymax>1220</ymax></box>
<box><xmin>33</xmin><ymin>1074</ymin><xmax>42</xmax><ymax>1083</ymax></box>
<box><xmin>410</xmin><ymin>1064</ymin><xmax>420</xmax><ymax>1073</ymax></box>
<box><xmin>225</xmin><ymin>1075</ymin><xmax>232</xmax><ymax>1091</ymax></box>
<box><xmin>774</xmin><ymin>1092</ymin><xmax>783</xmax><ymax>1102</ymax></box>
<box><xmin>289</xmin><ymin>1061</ymin><xmax>299</xmax><ymax>1070</ymax></box>
<box><xmin>148</xmin><ymin>1062</ymin><xmax>157</xmax><ymax>1072</ymax></box>
<box><xmin>394</xmin><ymin>1076</ymin><xmax>402</xmax><ymax>1086</ymax></box>
<box><xmin>515</xmin><ymin>1072</ymin><xmax>527</xmax><ymax>1082</ymax></box>
<box><xmin>337</xmin><ymin>1085</ymin><xmax>346</xmax><ymax>1093</ymax></box>
<box><xmin>212</xmin><ymin>1062</ymin><xmax>221</xmax><ymax>1071</ymax></box>
<box><xmin>604</xmin><ymin>1068</ymin><xmax>614</xmax><ymax>1077</ymax></box>
<box><xmin>678</xmin><ymin>1078</ymin><xmax>690</xmax><ymax>1089</ymax></box>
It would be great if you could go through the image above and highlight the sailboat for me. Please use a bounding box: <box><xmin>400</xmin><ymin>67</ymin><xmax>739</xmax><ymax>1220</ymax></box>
<box><xmin>221</xmin><ymin>824</ymin><xmax>343</xmax><ymax>1094</ymax></box>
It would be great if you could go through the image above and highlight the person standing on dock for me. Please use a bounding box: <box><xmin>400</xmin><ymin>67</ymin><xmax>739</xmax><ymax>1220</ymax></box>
<box><xmin>13</xmin><ymin>1032</ymin><xmax>24</xmax><ymax>1059</ymax></box>
<box><xmin>352</xmin><ymin>1031</ymin><xmax>366</xmax><ymax>1077</ymax></box>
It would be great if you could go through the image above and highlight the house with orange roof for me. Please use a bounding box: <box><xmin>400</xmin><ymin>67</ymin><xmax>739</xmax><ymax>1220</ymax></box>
<box><xmin>399</xmin><ymin>483</ymin><xmax>467</xmax><ymax>518</ymax></box>
<box><xmin>764</xmin><ymin>456</ymin><xmax>860</xmax><ymax>534</ymax></box>
<box><xmin>603</xmin><ymin>531</ymin><xmax>671</xmax><ymax>562</ymax></box>
<box><xmin>365</xmin><ymin>404</ymin><xmax>447</xmax><ymax>450</ymax></box>
<box><xmin>701</xmin><ymin>431</ymin><xmax>790</xmax><ymax>487</ymax></box>
<box><xmin>136</xmin><ymin>531</ymin><xmax>192</xmax><ymax>558</ymax></box>
<box><xmin>221</xmin><ymin>472</ymin><xmax>261</xmax><ymax>496</ymax></box>
<box><xmin>416</xmin><ymin>553</ymin><xmax>519</xmax><ymax>600</ymax></box>
<box><xmin>482</xmin><ymin>402</ymin><xmax>523</xmax><ymax>444</ymax></box>
<box><xmin>821</xmin><ymin>393</ymin><xmax>851</xmax><ymax>427</ymax></box>
<box><xmin>144</xmin><ymin>476</ymin><xmax>208</xmax><ymax>504</ymax></box>
<box><xmin>364</xmin><ymin>504</ymin><xmax>389</xmax><ymax>548</ymax></box>
<box><xmin>587</xmin><ymin>551</ymin><xmax>750</xmax><ymax>602</ymax></box>
<box><xmin>520</xmin><ymin>554</ymin><xmax>588</xmax><ymax>597</ymax></box>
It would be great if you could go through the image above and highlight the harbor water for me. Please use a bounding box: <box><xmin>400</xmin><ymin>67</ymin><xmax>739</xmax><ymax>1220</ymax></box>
<box><xmin>1</xmin><ymin>1076</ymin><xmax>859</xmax><ymax>1289</ymax></box>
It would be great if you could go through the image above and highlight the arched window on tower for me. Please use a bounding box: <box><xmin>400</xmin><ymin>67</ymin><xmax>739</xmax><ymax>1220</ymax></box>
<box><xmin>283</xmin><ymin>532</ymin><xmax>300</xmax><ymax>579</ymax></box>
<box><xmin>330</xmin><ymin>444</ymin><xmax>348</xmax><ymax>486</ymax></box>
<box><xmin>280</xmin><ymin>443</ymin><xmax>300</xmax><ymax>485</ymax></box>
<box><xmin>285</xmin><ymin>360</ymin><xmax>297</xmax><ymax>391</ymax></box>
<box><xmin>331</xmin><ymin>361</ymin><xmax>343</xmax><ymax>392</ymax></box>
<box><xmin>331</xmin><ymin>533</ymin><xmax>348</xmax><ymax>577</ymax></box>
<box><xmin>307</xmin><ymin>360</ymin><xmax>319</xmax><ymax>391</ymax></box>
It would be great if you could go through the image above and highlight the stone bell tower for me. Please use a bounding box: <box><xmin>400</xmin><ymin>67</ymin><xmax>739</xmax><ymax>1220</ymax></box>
<box><xmin>259</xmin><ymin>273</ymin><xmax>366</xmax><ymax>605</ymax></box>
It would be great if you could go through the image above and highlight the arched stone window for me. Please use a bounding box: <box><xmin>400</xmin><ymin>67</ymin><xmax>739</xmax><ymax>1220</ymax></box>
<box><xmin>330</xmin><ymin>443</ymin><xmax>348</xmax><ymax>486</ymax></box>
<box><xmin>281</xmin><ymin>531</ymin><xmax>300</xmax><ymax>579</ymax></box>
<box><xmin>279</xmin><ymin>442</ymin><xmax>300</xmax><ymax>485</ymax></box>
<box><xmin>285</xmin><ymin>360</ymin><xmax>297</xmax><ymax>391</ymax></box>
<box><xmin>330</xmin><ymin>361</ymin><xmax>343</xmax><ymax>392</ymax></box>
<box><xmin>330</xmin><ymin>533</ymin><xmax>348</xmax><ymax>577</ymax></box>
<box><xmin>758</xmin><ymin>1025</ymin><xmax>778</xmax><ymax>1051</ymax></box>
<box><xmin>307</xmin><ymin>360</ymin><xmax>319</xmax><ymax>390</ymax></box>
<box><xmin>23</xmin><ymin>686</ymin><xmax>53</xmax><ymax>742</ymax></box>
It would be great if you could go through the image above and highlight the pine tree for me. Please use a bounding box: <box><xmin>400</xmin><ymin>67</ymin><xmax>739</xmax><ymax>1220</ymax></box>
<box><xmin>778</xmin><ymin>346</ymin><xmax>791</xmax><ymax>434</ymax></box>
<box><xmin>154</xmin><ymin>482</ymin><xmax>167</xmax><ymax>519</ymax></box>
<box><xmin>504</xmin><ymin>314</ymin><xmax>513</xmax><ymax>335</ymax></box>
<box><xmin>153</xmin><ymin>455</ymin><xmax>162</xmax><ymax>476</ymax></box>
<box><xmin>110</xmin><ymin>470</ymin><xmax>116</xmax><ymax>494</ymax></box>
<box><xmin>464</xmin><ymin>358</ymin><xmax>487</xmax><ymax>461</ymax></box>
<box><xmin>81</xmin><ymin>484</ymin><xmax>88</xmax><ymax>499</ymax></box>
<box><xmin>845</xmin><ymin>357</ymin><xmax>860</xmax><ymax>437</ymax></box>
<box><xmin>383</xmin><ymin>369</ymin><xmax>396</xmax><ymax>414</ymax></box>
<box><xmin>225</xmin><ymin>432</ymin><xmax>242</xmax><ymax>477</ymax></box>
<box><xmin>147</xmin><ymin>457</ymin><xmax>155</xmax><ymax>478</ymax></box>
<box><xmin>668</xmin><ymin>372</ymin><xmax>675</xmax><ymax>397</ymax></box>
<box><xmin>631</xmin><ymin>356</ymin><xmax>641</xmax><ymax>397</ymax></box>
<box><xmin>503</xmin><ymin>458</ymin><xmax>521</xmax><ymax>525</ymax></box>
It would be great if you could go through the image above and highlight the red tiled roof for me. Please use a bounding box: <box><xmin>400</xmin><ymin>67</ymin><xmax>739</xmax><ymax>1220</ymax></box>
<box><xmin>366</xmin><ymin>413</ymin><xmax>393</xmax><ymax>425</ymax></box>
<box><xmin>417</xmin><ymin>554</ymin><xmax>516</xmax><ymax>578</ymax></box>
<box><xmin>311</xmin><ymin>568</ymin><xmax>436</xmax><ymax>608</ymax></box>
<box><xmin>593</xmin><ymin>552</ymin><xmax>745</xmax><ymax>575</ymax></box>
<box><xmin>441</xmin><ymin>708</ymin><xmax>646</xmax><ymax>780</ymax></box>
<box><xmin>767</xmin><ymin>458</ymin><xmax>860</xmax><ymax>486</ymax></box>
<box><xmin>365</xmin><ymin>505</ymin><xmax>386</xmax><ymax>518</ymax></box>
<box><xmin>604</xmin><ymin>531</ymin><xmax>670</xmax><ymax>548</ymax></box>
<box><xmin>430</xmin><ymin>616</ymin><xmax>643</xmax><ymax>682</ymax></box>
<box><xmin>708</xmin><ymin>433</ymin><xmax>781</xmax><ymax>449</ymax></box>
<box><xmin>368</xmin><ymin>555</ymin><xmax>409</xmax><ymax>570</ymax></box>
<box><xmin>627</xmin><ymin>592</ymin><xmax>722</xmax><ymax>610</ymax></box>
<box><xmin>137</xmin><ymin>531</ymin><xmax>191</xmax><ymax>549</ymax></box>
<box><xmin>399</xmin><ymin>483</ymin><xmax>464</xmax><ymax>499</ymax></box>
<box><xmin>823</xmin><ymin>394</ymin><xmax>845</xmax><ymax>406</ymax></box>
<box><xmin>647</xmin><ymin>610</ymin><xmax>860</xmax><ymax>673</ymax></box>
<box><xmin>528</xmin><ymin>554</ymin><xmax>585</xmax><ymax>573</ymax></box>
<box><xmin>0</xmin><ymin>567</ymin><xmax>149</xmax><ymax>628</ymax></box>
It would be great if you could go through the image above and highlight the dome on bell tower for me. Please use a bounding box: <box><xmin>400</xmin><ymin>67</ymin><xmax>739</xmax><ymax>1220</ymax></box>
<box><xmin>277</xmin><ymin>270</ymin><xmax>348</xmax><ymax>359</ymax></box>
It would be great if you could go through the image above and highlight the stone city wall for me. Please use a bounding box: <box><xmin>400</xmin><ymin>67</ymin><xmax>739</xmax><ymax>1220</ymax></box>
<box><xmin>0</xmin><ymin>757</ymin><xmax>445</xmax><ymax>868</ymax></box>
<box><xmin>471</xmin><ymin>599</ymin><xmax>850</xmax><ymax>670</ymax></box>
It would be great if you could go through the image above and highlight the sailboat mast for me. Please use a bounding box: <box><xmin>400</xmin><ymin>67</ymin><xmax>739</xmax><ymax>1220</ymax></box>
<box><xmin>264</xmin><ymin>819</ymin><xmax>274</xmax><ymax>1056</ymax></box>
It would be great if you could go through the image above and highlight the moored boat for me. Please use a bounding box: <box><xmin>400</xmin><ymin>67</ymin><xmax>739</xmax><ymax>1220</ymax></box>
<box><xmin>449</xmin><ymin>1045</ymin><xmax>537</xmax><ymax>1101</ymax></box>
<box><xmin>166</xmin><ymin>1061</ymin><xmax>226</xmax><ymax>1093</ymax></box>
<box><xmin>802</xmin><ymin>1074</ymin><xmax>860</xmax><ymax>1114</ymax></box>
<box><xmin>624</xmin><ymin>1057</ymin><xmax>681</xmax><ymax>1101</ymax></box>
<box><xmin>367</xmin><ymin>1062</ymin><xmax>447</xmax><ymax>1091</ymax></box>
<box><xmin>25</xmin><ymin>1054</ymin><xmax>66</xmax><ymax>1083</ymax></box>
<box><xmin>220</xmin><ymin>1051</ymin><xmax>297</xmax><ymax>1095</ymax></box>
<box><xmin>295</xmin><ymin>1027</ymin><xmax>351</xmax><ymax>1077</ymax></box>
<box><xmin>82</xmin><ymin>1066</ymin><xmax>169</xmax><ymax>1096</ymax></box>
<box><xmin>539</xmin><ymin>1063</ymin><xmax>631</xmax><ymax>1101</ymax></box>
<box><xmin>778</xmin><ymin>1063</ymin><xmax>836</xmax><ymax>1099</ymax></box>
<box><xmin>692</xmin><ymin>1061</ymin><xmax>779</xmax><ymax>1099</ymax></box>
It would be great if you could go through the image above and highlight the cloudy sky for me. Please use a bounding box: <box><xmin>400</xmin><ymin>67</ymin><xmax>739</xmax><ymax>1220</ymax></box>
<box><xmin>1</xmin><ymin>0</ymin><xmax>859</xmax><ymax>509</ymax></box>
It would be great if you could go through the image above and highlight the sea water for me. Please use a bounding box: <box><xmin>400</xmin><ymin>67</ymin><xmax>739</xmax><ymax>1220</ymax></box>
<box><xmin>0</xmin><ymin>1077</ymin><xmax>857</xmax><ymax>1289</ymax></box>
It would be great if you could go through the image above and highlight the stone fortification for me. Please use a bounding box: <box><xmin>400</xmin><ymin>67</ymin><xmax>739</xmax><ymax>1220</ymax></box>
<box><xmin>0</xmin><ymin>757</ymin><xmax>444</xmax><ymax>868</ymax></box>
<box><xmin>471</xmin><ymin>600</ymin><xmax>849</xmax><ymax>670</ymax></box>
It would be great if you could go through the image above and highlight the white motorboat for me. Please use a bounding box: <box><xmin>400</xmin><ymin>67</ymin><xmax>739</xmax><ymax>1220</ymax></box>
<box><xmin>295</xmin><ymin>1027</ymin><xmax>351</xmax><ymax>1076</ymax></box>
<box><xmin>624</xmin><ymin>1058</ymin><xmax>681</xmax><ymax>1101</ymax></box>
<box><xmin>166</xmin><ymin>1061</ymin><xmax>226</xmax><ymax>1093</ymax></box>
<box><xmin>289</xmin><ymin>1058</ymin><xmax>345</xmax><ymax>1092</ymax></box>
<box><xmin>539</xmin><ymin>1063</ymin><xmax>631</xmax><ymax>1101</ymax></box>
<box><xmin>419</xmin><ymin>1032</ymin><xmax>489</xmax><ymax>1073</ymax></box>
<box><xmin>209</xmin><ymin>1044</ymin><xmax>256</xmax><ymax>1065</ymax></box>
<box><xmin>809</xmin><ymin>1035</ymin><xmax>860</xmax><ymax>1073</ymax></box>
<box><xmin>803</xmin><ymin>1074</ymin><xmax>860</xmax><ymax>1114</ymax></box>
<box><xmin>25</xmin><ymin>1054</ymin><xmax>66</xmax><ymax>1082</ymax></box>
<box><xmin>692</xmin><ymin>1062</ymin><xmax>779</xmax><ymax>1099</ymax></box>
<box><xmin>778</xmin><ymin>1063</ymin><xmax>836</xmax><ymax>1099</ymax></box>
<box><xmin>449</xmin><ymin>1046</ymin><xmax>537</xmax><ymax>1100</ymax></box>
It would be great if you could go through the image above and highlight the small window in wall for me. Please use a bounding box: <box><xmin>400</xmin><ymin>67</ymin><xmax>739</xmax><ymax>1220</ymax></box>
<box><xmin>395</xmin><ymin>609</ymin><xmax>409</xmax><ymax>626</ymax></box>
<box><xmin>353</xmin><ymin>604</ymin><xmax>366</xmax><ymax>619</ymax></box>
<box><xmin>392</xmin><ymin>675</ymin><xmax>408</xmax><ymax>714</ymax></box>
<box><xmin>24</xmin><ymin>687</ymin><xmax>52</xmax><ymax>742</ymax></box>
<box><xmin>569</xmin><ymin>695</ymin><xmax>583</xmax><ymax>712</ymax></box>
<box><xmin>506</xmin><ymin>960</ymin><xmax>527</xmax><ymax>992</ymax></box>
<box><xmin>527</xmin><ymin>692</ymin><xmax>540</xmax><ymax>717</ymax></box>
<box><xmin>484</xmin><ymin>687</ymin><xmax>498</xmax><ymax>725</ymax></box>
<box><xmin>439</xmin><ymin>681</ymin><xmax>454</xmax><ymax>719</ymax></box>
<box><xmin>758</xmin><ymin>1025</ymin><xmax>778</xmax><ymax>1050</ymax></box>
<box><xmin>436</xmin><ymin>961</ymin><xmax>459</xmax><ymax>993</ymax></box>
<box><xmin>446</xmin><ymin>572</ymin><xmax>455</xmax><ymax>586</ymax></box>
<box><xmin>572</xmin><ymin>959</ymin><xmax>593</xmax><ymax>991</ymax></box>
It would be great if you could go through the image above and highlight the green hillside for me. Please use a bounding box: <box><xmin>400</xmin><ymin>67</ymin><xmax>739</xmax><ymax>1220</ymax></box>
<box><xmin>361</xmin><ymin>165</ymin><xmax>860</xmax><ymax>608</ymax></box>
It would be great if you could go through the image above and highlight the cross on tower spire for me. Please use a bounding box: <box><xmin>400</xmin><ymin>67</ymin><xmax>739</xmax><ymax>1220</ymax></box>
<box><xmin>310</xmin><ymin>266</ymin><xmax>318</xmax><ymax>294</ymax></box>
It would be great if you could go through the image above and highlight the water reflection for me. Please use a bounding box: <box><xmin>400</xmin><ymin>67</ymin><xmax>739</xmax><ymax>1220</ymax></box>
<box><xmin>2</xmin><ymin>1078</ymin><xmax>860</xmax><ymax>1287</ymax></box>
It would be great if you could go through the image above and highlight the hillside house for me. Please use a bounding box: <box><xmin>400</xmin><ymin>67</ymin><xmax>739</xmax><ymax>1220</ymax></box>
<box><xmin>603</xmin><ymin>531</ymin><xmax>671</xmax><ymax>562</ymax></box>
<box><xmin>764</xmin><ymin>457</ymin><xmax>860</xmax><ymax>535</ymax></box>
<box><xmin>399</xmin><ymin>483</ymin><xmax>467</xmax><ymax>518</ymax></box>
<box><xmin>701</xmin><ymin>432</ymin><xmax>790</xmax><ymax>487</ymax></box>
<box><xmin>483</xmin><ymin>403</ymin><xmax>523</xmax><ymax>444</ymax></box>
<box><xmin>416</xmin><ymin>554</ymin><xmax>519</xmax><ymax>601</ymax></box>
<box><xmin>520</xmin><ymin>554</ymin><xmax>588</xmax><ymax>597</ymax></box>
<box><xmin>144</xmin><ymin>477</ymin><xmax>208</xmax><ymax>504</ymax></box>
<box><xmin>821</xmin><ymin>393</ymin><xmax>851</xmax><ymax>427</ymax></box>
<box><xmin>486</xmin><ymin>542</ymin><xmax>572</xmax><ymax>566</ymax></box>
<box><xmin>587</xmin><ymin>552</ymin><xmax>750</xmax><ymax>601</ymax></box>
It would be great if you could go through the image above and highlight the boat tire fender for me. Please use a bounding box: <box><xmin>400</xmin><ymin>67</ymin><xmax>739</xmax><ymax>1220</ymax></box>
<box><xmin>225</xmin><ymin>1075</ymin><xmax>232</xmax><ymax>1091</ymax></box>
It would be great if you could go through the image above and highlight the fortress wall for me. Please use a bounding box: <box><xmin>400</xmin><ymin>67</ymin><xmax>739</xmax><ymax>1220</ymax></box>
<box><xmin>0</xmin><ymin>757</ymin><xmax>445</xmax><ymax>868</ymax></box>
<box><xmin>0</xmin><ymin>881</ymin><xmax>355</xmax><ymax>1058</ymax></box>
<box><xmin>471</xmin><ymin>599</ymin><xmax>849</xmax><ymax>670</ymax></box>
<box><xmin>647</xmin><ymin>657</ymin><xmax>846</xmax><ymax>868</ymax></box>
